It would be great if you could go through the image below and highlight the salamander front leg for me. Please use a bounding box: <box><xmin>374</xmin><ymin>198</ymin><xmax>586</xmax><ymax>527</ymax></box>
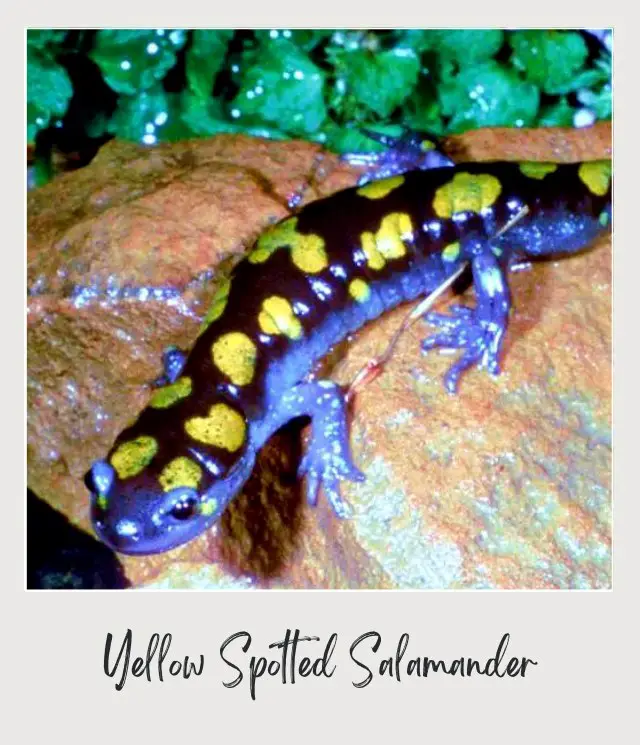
<box><xmin>342</xmin><ymin>127</ymin><xmax>455</xmax><ymax>184</ymax></box>
<box><xmin>422</xmin><ymin>250</ymin><xmax>511</xmax><ymax>394</ymax></box>
<box><xmin>277</xmin><ymin>380</ymin><xmax>365</xmax><ymax>517</ymax></box>
<box><xmin>153</xmin><ymin>346</ymin><xmax>188</xmax><ymax>387</ymax></box>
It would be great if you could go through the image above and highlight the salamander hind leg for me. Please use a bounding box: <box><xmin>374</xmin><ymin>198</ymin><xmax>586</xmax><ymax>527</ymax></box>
<box><xmin>422</xmin><ymin>240</ymin><xmax>511</xmax><ymax>394</ymax></box>
<box><xmin>277</xmin><ymin>380</ymin><xmax>365</xmax><ymax>517</ymax></box>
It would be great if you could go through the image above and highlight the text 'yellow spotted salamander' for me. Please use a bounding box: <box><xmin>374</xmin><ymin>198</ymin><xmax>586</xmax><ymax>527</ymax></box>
<box><xmin>85</xmin><ymin>132</ymin><xmax>612</xmax><ymax>555</ymax></box>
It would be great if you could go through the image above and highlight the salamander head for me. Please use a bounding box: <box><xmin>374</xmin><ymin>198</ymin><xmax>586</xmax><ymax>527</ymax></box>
<box><xmin>84</xmin><ymin>420</ymin><xmax>258</xmax><ymax>555</ymax></box>
<box><xmin>85</xmin><ymin>458</ymin><xmax>220</xmax><ymax>555</ymax></box>
<box><xmin>85</xmin><ymin>373</ymin><xmax>258</xmax><ymax>554</ymax></box>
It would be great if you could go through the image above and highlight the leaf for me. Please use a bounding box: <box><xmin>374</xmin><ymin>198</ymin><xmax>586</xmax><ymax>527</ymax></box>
<box><xmin>90</xmin><ymin>29</ymin><xmax>186</xmax><ymax>96</ymax></box>
<box><xmin>180</xmin><ymin>92</ymin><xmax>234</xmax><ymax>135</ymax></box>
<box><xmin>27</xmin><ymin>52</ymin><xmax>73</xmax><ymax>142</ymax></box>
<box><xmin>229</xmin><ymin>39</ymin><xmax>327</xmax><ymax>136</ymax></box>
<box><xmin>509</xmin><ymin>30</ymin><xmax>588</xmax><ymax>95</ymax></box>
<box><xmin>403</xmin><ymin>86</ymin><xmax>445</xmax><ymax>135</ymax></box>
<box><xmin>439</xmin><ymin>61</ymin><xmax>539</xmax><ymax>133</ymax></box>
<box><xmin>186</xmin><ymin>30</ymin><xmax>234</xmax><ymax>99</ymax></box>
<box><xmin>424</xmin><ymin>30</ymin><xmax>505</xmax><ymax>66</ymax></box>
<box><xmin>254</xmin><ymin>29</ymin><xmax>332</xmax><ymax>52</ymax></box>
<box><xmin>537</xmin><ymin>97</ymin><xmax>575</xmax><ymax>127</ymax></box>
<box><xmin>337</xmin><ymin>47</ymin><xmax>420</xmax><ymax>118</ymax></box>
<box><xmin>392</xmin><ymin>30</ymin><xmax>433</xmax><ymax>55</ymax></box>
<box><xmin>577</xmin><ymin>85</ymin><xmax>612</xmax><ymax>120</ymax></box>
<box><xmin>180</xmin><ymin>91</ymin><xmax>287</xmax><ymax>141</ymax></box>
<box><xmin>27</xmin><ymin>30</ymin><xmax>68</xmax><ymax>50</ymax></box>
<box><xmin>108</xmin><ymin>87</ymin><xmax>191</xmax><ymax>143</ymax></box>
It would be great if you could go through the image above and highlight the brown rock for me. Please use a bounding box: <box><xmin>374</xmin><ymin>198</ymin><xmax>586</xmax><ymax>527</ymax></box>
<box><xmin>27</xmin><ymin>123</ymin><xmax>611</xmax><ymax>589</ymax></box>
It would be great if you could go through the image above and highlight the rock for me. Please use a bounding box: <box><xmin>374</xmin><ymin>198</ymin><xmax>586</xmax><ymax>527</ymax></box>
<box><xmin>27</xmin><ymin>123</ymin><xmax>611</xmax><ymax>589</ymax></box>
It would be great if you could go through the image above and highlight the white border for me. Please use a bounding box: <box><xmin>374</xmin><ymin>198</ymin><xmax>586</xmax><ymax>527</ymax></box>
<box><xmin>11</xmin><ymin>5</ymin><xmax>638</xmax><ymax>742</ymax></box>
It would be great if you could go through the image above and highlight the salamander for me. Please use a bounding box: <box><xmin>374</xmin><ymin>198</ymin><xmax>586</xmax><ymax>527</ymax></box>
<box><xmin>84</xmin><ymin>131</ymin><xmax>612</xmax><ymax>555</ymax></box>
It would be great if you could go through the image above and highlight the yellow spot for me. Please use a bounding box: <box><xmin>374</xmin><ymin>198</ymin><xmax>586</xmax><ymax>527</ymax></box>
<box><xmin>292</xmin><ymin>235</ymin><xmax>328</xmax><ymax>273</ymax></box>
<box><xmin>159</xmin><ymin>457</ymin><xmax>202</xmax><ymax>492</ymax></box>
<box><xmin>149</xmin><ymin>377</ymin><xmax>192</xmax><ymax>409</ymax></box>
<box><xmin>442</xmin><ymin>242</ymin><xmax>460</xmax><ymax>262</ymax></box>
<box><xmin>361</xmin><ymin>232</ymin><xmax>385</xmax><ymax>270</ymax></box>
<box><xmin>199</xmin><ymin>278</ymin><xmax>231</xmax><ymax>334</ymax></box>
<box><xmin>249</xmin><ymin>217</ymin><xmax>328</xmax><ymax>274</ymax></box>
<box><xmin>184</xmin><ymin>403</ymin><xmax>246</xmax><ymax>452</ymax></box>
<box><xmin>357</xmin><ymin>175</ymin><xmax>405</xmax><ymax>200</ymax></box>
<box><xmin>200</xmin><ymin>499</ymin><xmax>218</xmax><ymax>517</ymax></box>
<box><xmin>96</xmin><ymin>494</ymin><xmax>108</xmax><ymax>510</ymax></box>
<box><xmin>348</xmin><ymin>278</ymin><xmax>371</xmax><ymax>303</ymax></box>
<box><xmin>258</xmin><ymin>296</ymin><xmax>303</xmax><ymax>340</ymax></box>
<box><xmin>212</xmin><ymin>332</ymin><xmax>257</xmax><ymax>386</ymax></box>
<box><xmin>519</xmin><ymin>162</ymin><xmax>558</xmax><ymax>180</ymax></box>
<box><xmin>579</xmin><ymin>160</ymin><xmax>612</xmax><ymax>196</ymax></box>
<box><xmin>360</xmin><ymin>212</ymin><xmax>413</xmax><ymax>270</ymax></box>
<box><xmin>433</xmin><ymin>172</ymin><xmax>502</xmax><ymax>218</ymax></box>
<box><xmin>110</xmin><ymin>436</ymin><xmax>158</xmax><ymax>480</ymax></box>
<box><xmin>420</xmin><ymin>140</ymin><xmax>435</xmax><ymax>151</ymax></box>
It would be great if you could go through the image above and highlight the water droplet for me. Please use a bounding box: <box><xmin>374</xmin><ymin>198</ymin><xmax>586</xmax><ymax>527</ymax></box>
<box><xmin>574</xmin><ymin>108</ymin><xmax>595</xmax><ymax>128</ymax></box>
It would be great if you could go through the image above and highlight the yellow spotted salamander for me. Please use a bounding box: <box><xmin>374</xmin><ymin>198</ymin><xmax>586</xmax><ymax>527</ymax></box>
<box><xmin>85</xmin><ymin>131</ymin><xmax>612</xmax><ymax>555</ymax></box>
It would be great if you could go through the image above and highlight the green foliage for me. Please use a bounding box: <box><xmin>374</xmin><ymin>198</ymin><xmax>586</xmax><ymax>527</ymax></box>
<box><xmin>186</xmin><ymin>30</ymin><xmax>234</xmax><ymax>99</ymax></box>
<box><xmin>89</xmin><ymin>29</ymin><xmax>187</xmax><ymax>96</ymax></box>
<box><xmin>27</xmin><ymin>30</ymin><xmax>73</xmax><ymax>142</ymax></box>
<box><xmin>422</xmin><ymin>30</ymin><xmax>505</xmax><ymax>66</ymax></box>
<box><xmin>108</xmin><ymin>88</ymin><xmax>187</xmax><ymax>143</ymax></box>
<box><xmin>509</xmin><ymin>30</ymin><xmax>589</xmax><ymax>95</ymax></box>
<box><xmin>439</xmin><ymin>61</ymin><xmax>540</xmax><ymax>132</ymax></box>
<box><xmin>26</xmin><ymin>28</ymin><xmax>612</xmax><ymax>184</ymax></box>
<box><xmin>331</xmin><ymin>46</ymin><xmax>420</xmax><ymax>118</ymax></box>
<box><xmin>229</xmin><ymin>38</ymin><xmax>327</xmax><ymax>136</ymax></box>
<box><xmin>537</xmin><ymin>97</ymin><xmax>576</xmax><ymax>127</ymax></box>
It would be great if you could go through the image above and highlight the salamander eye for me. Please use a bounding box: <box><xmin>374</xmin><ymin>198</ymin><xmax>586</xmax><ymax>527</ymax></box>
<box><xmin>170</xmin><ymin>495</ymin><xmax>198</xmax><ymax>521</ymax></box>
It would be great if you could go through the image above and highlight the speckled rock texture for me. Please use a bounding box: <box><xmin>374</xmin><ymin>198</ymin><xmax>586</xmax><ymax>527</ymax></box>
<box><xmin>27</xmin><ymin>123</ymin><xmax>611</xmax><ymax>589</ymax></box>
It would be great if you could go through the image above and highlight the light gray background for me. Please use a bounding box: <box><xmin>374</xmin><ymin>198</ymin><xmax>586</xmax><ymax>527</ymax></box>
<box><xmin>13</xmin><ymin>8</ymin><xmax>636</xmax><ymax>743</ymax></box>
